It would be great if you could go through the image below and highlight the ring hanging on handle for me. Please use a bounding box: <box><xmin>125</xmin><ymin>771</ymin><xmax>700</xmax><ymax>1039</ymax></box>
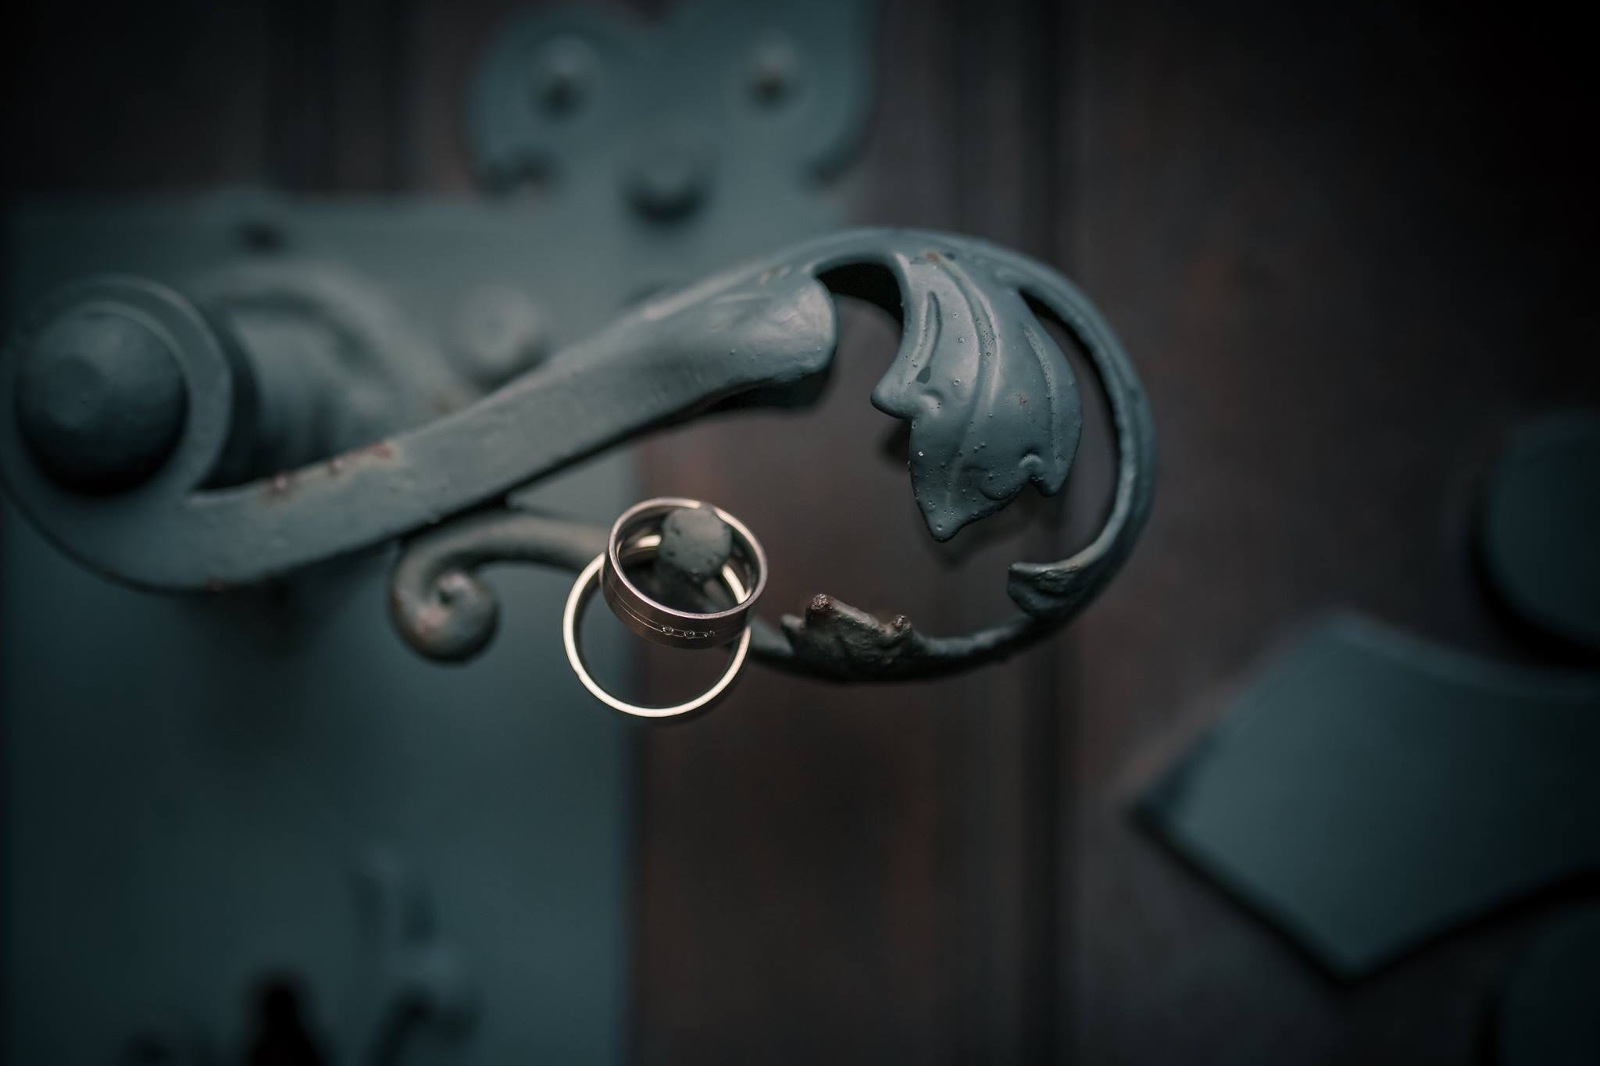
<box><xmin>563</xmin><ymin>554</ymin><xmax>752</xmax><ymax>720</ymax></box>
<box><xmin>602</xmin><ymin>497</ymin><xmax>767</xmax><ymax>650</ymax></box>
<box><xmin>563</xmin><ymin>499</ymin><xmax>766</xmax><ymax>719</ymax></box>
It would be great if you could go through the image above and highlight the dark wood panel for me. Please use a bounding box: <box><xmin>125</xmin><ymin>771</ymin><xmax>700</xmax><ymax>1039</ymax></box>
<box><xmin>0</xmin><ymin>0</ymin><xmax>417</xmax><ymax>200</ymax></box>
<box><xmin>0</xmin><ymin>1</ymin><xmax>272</xmax><ymax>195</ymax></box>
<box><xmin>630</xmin><ymin>1</ymin><xmax>1077</xmax><ymax>1062</ymax></box>
<box><xmin>1069</xmin><ymin>2</ymin><xmax>1600</xmax><ymax>1063</ymax></box>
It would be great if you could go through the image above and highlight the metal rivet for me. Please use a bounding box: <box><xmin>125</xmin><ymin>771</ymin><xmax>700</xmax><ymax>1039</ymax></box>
<box><xmin>532</xmin><ymin>37</ymin><xmax>597</xmax><ymax>119</ymax></box>
<box><xmin>624</xmin><ymin>128</ymin><xmax>715</xmax><ymax>222</ymax></box>
<box><xmin>451</xmin><ymin>286</ymin><xmax>548</xmax><ymax>388</ymax></box>
<box><xmin>747</xmin><ymin>38</ymin><xmax>801</xmax><ymax>107</ymax></box>
<box><xmin>237</xmin><ymin>217</ymin><xmax>287</xmax><ymax>253</ymax></box>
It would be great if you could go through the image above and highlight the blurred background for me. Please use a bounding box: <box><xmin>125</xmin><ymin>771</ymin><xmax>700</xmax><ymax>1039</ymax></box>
<box><xmin>3</xmin><ymin>0</ymin><xmax>1598</xmax><ymax>1063</ymax></box>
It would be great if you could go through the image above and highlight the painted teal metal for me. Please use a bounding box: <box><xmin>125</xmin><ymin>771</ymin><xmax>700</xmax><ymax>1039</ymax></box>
<box><xmin>0</xmin><ymin>1</ymin><xmax>879</xmax><ymax>1060</ymax></box>
<box><xmin>2</xmin><ymin>229</ymin><xmax>1154</xmax><ymax>683</ymax></box>
<box><xmin>0</xmin><ymin>199</ymin><xmax>645</xmax><ymax>1066</ymax></box>
<box><xmin>468</xmin><ymin>0</ymin><xmax>875</xmax><ymax>198</ymax></box>
<box><xmin>1479</xmin><ymin>412</ymin><xmax>1600</xmax><ymax>652</ymax></box>
<box><xmin>0</xmin><ymin>222</ymin><xmax>1155</xmax><ymax>1055</ymax></box>
<box><xmin>1139</xmin><ymin>614</ymin><xmax>1600</xmax><ymax>979</ymax></box>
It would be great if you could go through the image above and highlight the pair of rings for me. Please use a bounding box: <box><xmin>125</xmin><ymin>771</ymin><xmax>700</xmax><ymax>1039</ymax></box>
<box><xmin>563</xmin><ymin>498</ymin><xmax>767</xmax><ymax>719</ymax></box>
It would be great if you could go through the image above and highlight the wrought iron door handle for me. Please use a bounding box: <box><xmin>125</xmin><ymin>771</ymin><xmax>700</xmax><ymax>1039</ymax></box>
<box><xmin>0</xmin><ymin>229</ymin><xmax>1154</xmax><ymax>681</ymax></box>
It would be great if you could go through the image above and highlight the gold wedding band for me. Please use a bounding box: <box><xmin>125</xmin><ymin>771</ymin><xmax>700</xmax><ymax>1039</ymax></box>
<box><xmin>562</xmin><ymin>498</ymin><xmax>766</xmax><ymax>719</ymax></box>
<box><xmin>602</xmin><ymin>497</ymin><xmax>766</xmax><ymax>649</ymax></box>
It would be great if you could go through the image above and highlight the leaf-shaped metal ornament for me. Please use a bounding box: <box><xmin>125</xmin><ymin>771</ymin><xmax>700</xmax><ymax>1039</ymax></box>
<box><xmin>869</xmin><ymin>248</ymin><xmax>1082</xmax><ymax>540</ymax></box>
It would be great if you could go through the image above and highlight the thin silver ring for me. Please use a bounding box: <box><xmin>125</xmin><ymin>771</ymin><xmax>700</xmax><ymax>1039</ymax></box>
<box><xmin>563</xmin><ymin>551</ymin><xmax>752</xmax><ymax>720</ymax></box>
<box><xmin>602</xmin><ymin>497</ymin><xmax>767</xmax><ymax>650</ymax></box>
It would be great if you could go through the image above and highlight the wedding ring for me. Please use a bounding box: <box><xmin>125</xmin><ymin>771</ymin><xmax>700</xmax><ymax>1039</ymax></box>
<box><xmin>562</xmin><ymin>498</ymin><xmax>766</xmax><ymax>719</ymax></box>
<box><xmin>602</xmin><ymin>498</ymin><xmax>767</xmax><ymax>650</ymax></box>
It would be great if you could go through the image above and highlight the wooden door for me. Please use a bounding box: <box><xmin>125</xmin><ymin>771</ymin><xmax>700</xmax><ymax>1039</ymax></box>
<box><xmin>5</xmin><ymin>1</ymin><xmax>1597</xmax><ymax>1063</ymax></box>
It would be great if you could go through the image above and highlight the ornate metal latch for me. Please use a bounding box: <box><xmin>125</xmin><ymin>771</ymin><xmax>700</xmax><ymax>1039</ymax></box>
<box><xmin>0</xmin><ymin>228</ymin><xmax>1154</xmax><ymax>687</ymax></box>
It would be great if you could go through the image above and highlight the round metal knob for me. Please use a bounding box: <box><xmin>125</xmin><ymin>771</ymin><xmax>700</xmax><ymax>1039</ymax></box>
<box><xmin>658</xmin><ymin>504</ymin><xmax>733</xmax><ymax>583</ymax></box>
<box><xmin>14</xmin><ymin>306</ymin><xmax>188</xmax><ymax>492</ymax></box>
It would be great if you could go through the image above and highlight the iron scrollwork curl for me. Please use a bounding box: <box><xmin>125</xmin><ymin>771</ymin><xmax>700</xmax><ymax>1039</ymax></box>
<box><xmin>386</xmin><ymin>229</ymin><xmax>1155</xmax><ymax>682</ymax></box>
